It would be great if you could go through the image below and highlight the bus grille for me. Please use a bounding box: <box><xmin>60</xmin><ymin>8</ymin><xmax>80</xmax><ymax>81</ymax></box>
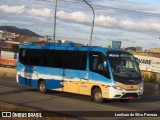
<box><xmin>121</xmin><ymin>93</ymin><xmax>138</xmax><ymax>98</ymax></box>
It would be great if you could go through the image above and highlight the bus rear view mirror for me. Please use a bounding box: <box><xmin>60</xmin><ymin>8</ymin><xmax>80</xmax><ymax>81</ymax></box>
<box><xmin>103</xmin><ymin>61</ymin><xmax>107</xmax><ymax>68</ymax></box>
<box><xmin>134</xmin><ymin>57</ymin><xmax>140</xmax><ymax>65</ymax></box>
<box><xmin>136</xmin><ymin>60</ymin><xmax>140</xmax><ymax>66</ymax></box>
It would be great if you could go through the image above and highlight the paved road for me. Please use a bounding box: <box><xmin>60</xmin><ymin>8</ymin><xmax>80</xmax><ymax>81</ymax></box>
<box><xmin>0</xmin><ymin>76</ymin><xmax>160</xmax><ymax>120</ymax></box>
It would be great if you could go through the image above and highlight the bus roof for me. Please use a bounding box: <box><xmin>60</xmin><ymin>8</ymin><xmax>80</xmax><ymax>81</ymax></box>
<box><xmin>20</xmin><ymin>42</ymin><xmax>130</xmax><ymax>54</ymax></box>
<box><xmin>105</xmin><ymin>48</ymin><xmax>131</xmax><ymax>54</ymax></box>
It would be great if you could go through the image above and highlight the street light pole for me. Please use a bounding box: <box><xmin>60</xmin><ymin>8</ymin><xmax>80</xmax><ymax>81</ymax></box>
<box><xmin>82</xmin><ymin>0</ymin><xmax>95</xmax><ymax>46</ymax></box>
<box><xmin>53</xmin><ymin>0</ymin><xmax>57</xmax><ymax>42</ymax></box>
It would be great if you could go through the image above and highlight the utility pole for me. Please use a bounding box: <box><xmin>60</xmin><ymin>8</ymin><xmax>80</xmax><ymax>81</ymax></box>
<box><xmin>47</xmin><ymin>35</ymin><xmax>49</xmax><ymax>42</ymax></box>
<box><xmin>53</xmin><ymin>0</ymin><xmax>95</xmax><ymax>45</ymax></box>
<box><xmin>82</xmin><ymin>0</ymin><xmax>95</xmax><ymax>46</ymax></box>
<box><xmin>53</xmin><ymin>0</ymin><xmax>57</xmax><ymax>43</ymax></box>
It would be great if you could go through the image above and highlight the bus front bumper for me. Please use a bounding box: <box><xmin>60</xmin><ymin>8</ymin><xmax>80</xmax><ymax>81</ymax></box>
<box><xmin>106</xmin><ymin>85</ymin><xmax>143</xmax><ymax>99</ymax></box>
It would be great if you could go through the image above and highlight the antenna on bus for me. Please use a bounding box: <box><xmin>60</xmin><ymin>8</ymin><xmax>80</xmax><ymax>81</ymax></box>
<box><xmin>82</xmin><ymin>0</ymin><xmax>95</xmax><ymax>46</ymax></box>
<box><xmin>53</xmin><ymin>0</ymin><xmax>58</xmax><ymax>43</ymax></box>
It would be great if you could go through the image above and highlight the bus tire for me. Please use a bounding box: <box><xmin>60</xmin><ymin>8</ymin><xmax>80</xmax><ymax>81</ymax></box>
<box><xmin>92</xmin><ymin>88</ymin><xmax>104</xmax><ymax>103</ymax></box>
<box><xmin>119</xmin><ymin>99</ymin><xmax>130</xmax><ymax>103</ymax></box>
<box><xmin>38</xmin><ymin>80</ymin><xmax>47</xmax><ymax>93</ymax></box>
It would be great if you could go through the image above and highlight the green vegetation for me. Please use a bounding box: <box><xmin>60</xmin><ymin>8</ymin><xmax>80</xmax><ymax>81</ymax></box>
<box><xmin>11</xmin><ymin>44</ymin><xmax>19</xmax><ymax>53</ymax></box>
<box><xmin>143</xmin><ymin>74</ymin><xmax>150</xmax><ymax>83</ymax></box>
<box><xmin>142</xmin><ymin>72</ymin><xmax>160</xmax><ymax>84</ymax></box>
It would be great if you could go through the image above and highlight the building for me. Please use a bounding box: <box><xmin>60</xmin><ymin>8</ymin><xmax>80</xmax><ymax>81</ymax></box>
<box><xmin>125</xmin><ymin>46</ymin><xmax>142</xmax><ymax>52</ymax></box>
<box><xmin>147</xmin><ymin>48</ymin><xmax>160</xmax><ymax>54</ymax></box>
<box><xmin>0</xmin><ymin>30</ymin><xmax>14</xmax><ymax>41</ymax></box>
<box><xmin>112</xmin><ymin>41</ymin><xmax>121</xmax><ymax>49</ymax></box>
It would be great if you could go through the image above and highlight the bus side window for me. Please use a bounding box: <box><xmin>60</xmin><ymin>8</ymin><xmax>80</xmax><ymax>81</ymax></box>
<box><xmin>63</xmin><ymin>51</ymin><xmax>87</xmax><ymax>70</ymax></box>
<box><xmin>92</xmin><ymin>58</ymin><xmax>98</xmax><ymax>70</ymax></box>
<box><xmin>38</xmin><ymin>49</ymin><xmax>50</xmax><ymax>67</ymax></box>
<box><xmin>52</xmin><ymin>50</ymin><xmax>65</xmax><ymax>68</ymax></box>
<box><xmin>19</xmin><ymin>49</ymin><xmax>87</xmax><ymax>70</ymax></box>
<box><xmin>89</xmin><ymin>52</ymin><xmax>110</xmax><ymax>78</ymax></box>
<box><xmin>20</xmin><ymin>49</ymin><xmax>34</xmax><ymax>65</ymax></box>
<box><xmin>89</xmin><ymin>52</ymin><xmax>104</xmax><ymax>71</ymax></box>
<box><xmin>79</xmin><ymin>52</ymin><xmax>87</xmax><ymax>70</ymax></box>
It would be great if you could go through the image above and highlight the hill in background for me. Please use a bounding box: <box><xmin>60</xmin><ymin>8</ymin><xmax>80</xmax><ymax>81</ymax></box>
<box><xmin>0</xmin><ymin>26</ymin><xmax>41</xmax><ymax>37</ymax></box>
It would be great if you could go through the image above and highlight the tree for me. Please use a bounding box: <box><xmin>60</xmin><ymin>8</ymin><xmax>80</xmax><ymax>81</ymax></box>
<box><xmin>11</xmin><ymin>44</ymin><xmax>19</xmax><ymax>53</ymax></box>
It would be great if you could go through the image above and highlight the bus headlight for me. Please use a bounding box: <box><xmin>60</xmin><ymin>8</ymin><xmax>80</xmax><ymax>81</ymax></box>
<box><xmin>139</xmin><ymin>86</ymin><xmax>143</xmax><ymax>90</ymax></box>
<box><xmin>112</xmin><ymin>85</ymin><xmax>124</xmax><ymax>90</ymax></box>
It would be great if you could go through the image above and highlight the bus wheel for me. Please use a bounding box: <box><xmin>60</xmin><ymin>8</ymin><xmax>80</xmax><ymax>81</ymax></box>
<box><xmin>39</xmin><ymin>80</ymin><xmax>47</xmax><ymax>93</ymax></box>
<box><xmin>92</xmin><ymin>88</ymin><xmax>103</xmax><ymax>103</ymax></box>
<box><xmin>119</xmin><ymin>99</ymin><xmax>130</xmax><ymax>103</ymax></box>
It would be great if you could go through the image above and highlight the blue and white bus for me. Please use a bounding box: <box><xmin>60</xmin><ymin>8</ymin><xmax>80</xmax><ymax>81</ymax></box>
<box><xmin>16</xmin><ymin>42</ymin><xmax>143</xmax><ymax>103</ymax></box>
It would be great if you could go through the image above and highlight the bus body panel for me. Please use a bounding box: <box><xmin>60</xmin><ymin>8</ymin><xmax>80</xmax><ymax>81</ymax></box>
<box><xmin>16</xmin><ymin>43</ymin><xmax>143</xmax><ymax>100</ymax></box>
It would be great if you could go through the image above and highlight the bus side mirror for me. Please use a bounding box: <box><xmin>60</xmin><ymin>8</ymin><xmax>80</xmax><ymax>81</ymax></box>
<box><xmin>103</xmin><ymin>61</ymin><xmax>108</xmax><ymax>68</ymax></box>
<box><xmin>136</xmin><ymin>60</ymin><xmax>140</xmax><ymax>65</ymax></box>
<box><xmin>134</xmin><ymin>57</ymin><xmax>140</xmax><ymax>65</ymax></box>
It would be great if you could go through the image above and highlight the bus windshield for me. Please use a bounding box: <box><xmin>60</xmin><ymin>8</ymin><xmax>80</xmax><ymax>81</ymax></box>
<box><xmin>108</xmin><ymin>52</ymin><xmax>142</xmax><ymax>85</ymax></box>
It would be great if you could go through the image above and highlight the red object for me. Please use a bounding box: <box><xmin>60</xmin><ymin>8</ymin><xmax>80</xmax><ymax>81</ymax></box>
<box><xmin>0</xmin><ymin>58</ymin><xmax>17</xmax><ymax>66</ymax></box>
<box><xmin>127</xmin><ymin>96</ymin><xmax>134</xmax><ymax>99</ymax></box>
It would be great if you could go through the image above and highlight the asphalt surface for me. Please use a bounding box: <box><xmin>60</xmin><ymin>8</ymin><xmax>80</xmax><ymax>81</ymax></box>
<box><xmin>0</xmin><ymin>76</ymin><xmax>160</xmax><ymax>120</ymax></box>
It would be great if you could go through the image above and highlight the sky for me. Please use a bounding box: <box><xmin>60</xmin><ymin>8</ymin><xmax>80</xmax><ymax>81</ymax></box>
<box><xmin>0</xmin><ymin>0</ymin><xmax>160</xmax><ymax>50</ymax></box>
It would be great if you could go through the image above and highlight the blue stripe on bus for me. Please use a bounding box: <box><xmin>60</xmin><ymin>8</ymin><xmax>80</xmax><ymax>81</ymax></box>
<box><xmin>18</xmin><ymin>75</ymin><xmax>63</xmax><ymax>89</ymax></box>
<box><xmin>45</xmin><ymin>79</ymin><xmax>63</xmax><ymax>89</ymax></box>
<box><xmin>18</xmin><ymin>75</ymin><xmax>38</xmax><ymax>87</ymax></box>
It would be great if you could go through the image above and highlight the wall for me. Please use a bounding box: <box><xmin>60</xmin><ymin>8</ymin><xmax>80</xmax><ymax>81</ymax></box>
<box><xmin>0</xmin><ymin>50</ymin><xmax>17</xmax><ymax>67</ymax></box>
<box><xmin>134</xmin><ymin>55</ymin><xmax>160</xmax><ymax>73</ymax></box>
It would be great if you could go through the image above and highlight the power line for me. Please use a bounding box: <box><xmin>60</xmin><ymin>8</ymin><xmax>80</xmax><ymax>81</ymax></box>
<box><xmin>94</xmin><ymin>5</ymin><xmax>160</xmax><ymax>17</ymax></box>
<box><xmin>43</xmin><ymin>0</ymin><xmax>160</xmax><ymax>18</ymax></box>
<box><xmin>0</xmin><ymin>0</ymin><xmax>39</xmax><ymax>20</ymax></box>
<box><xmin>1</xmin><ymin>0</ymin><xmax>160</xmax><ymax>21</ymax></box>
